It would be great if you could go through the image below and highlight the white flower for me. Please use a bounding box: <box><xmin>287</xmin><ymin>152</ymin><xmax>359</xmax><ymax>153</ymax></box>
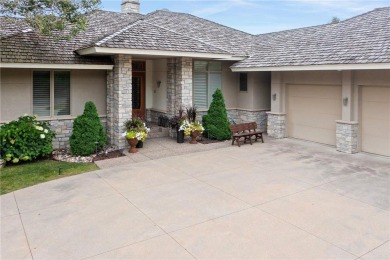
<box><xmin>121</xmin><ymin>132</ymin><xmax>127</xmax><ymax>137</ymax></box>
<box><xmin>35</xmin><ymin>125</ymin><xmax>40</xmax><ymax>130</ymax></box>
<box><xmin>40</xmin><ymin>134</ymin><xmax>45</xmax><ymax>139</ymax></box>
<box><xmin>44</xmin><ymin>129</ymin><xmax>48</xmax><ymax>134</ymax></box>
<box><xmin>38</xmin><ymin>126</ymin><xmax>44</xmax><ymax>131</ymax></box>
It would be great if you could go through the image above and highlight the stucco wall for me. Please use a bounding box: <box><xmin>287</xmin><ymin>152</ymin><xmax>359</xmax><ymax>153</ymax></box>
<box><xmin>151</xmin><ymin>59</ymin><xmax>168</xmax><ymax>112</ymax></box>
<box><xmin>0</xmin><ymin>68</ymin><xmax>107</xmax><ymax>122</ymax></box>
<box><xmin>222</xmin><ymin>61</ymin><xmax>238</xmax><ymax>109</ymax></box>
<box><xmin>236</xmin><ymin>71</ymin><xmax>271</xmax><ymax>110</ymax></box>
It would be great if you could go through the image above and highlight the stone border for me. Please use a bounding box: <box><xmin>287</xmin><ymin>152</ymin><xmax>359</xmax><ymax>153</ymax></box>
<box><xmin>336</xmin><ymin>120</ymin><xmax>359</xmax><ymax>154</ymax></box>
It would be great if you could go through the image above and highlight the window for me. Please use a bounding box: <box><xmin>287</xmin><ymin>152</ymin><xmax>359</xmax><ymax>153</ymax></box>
<box><xmin>33</xmin><ymin>71</ymin><xmax>70</xmax><ymax>116</ymax></box>
<box><xmin>193</xmin><ymin>61</ymin><xmax>222</xmax><ymax>108</ymax></box>
<box><xmin>239</xmin><ymin>73</ymin><xmax>248</xmax><ymax>92</ymax></box>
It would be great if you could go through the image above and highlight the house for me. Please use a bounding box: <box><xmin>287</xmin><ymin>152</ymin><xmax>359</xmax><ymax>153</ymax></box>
<box><xmin>1</xmin><ymin>1</ymin><xmax>389</xmax><ymax>157</ymax></box>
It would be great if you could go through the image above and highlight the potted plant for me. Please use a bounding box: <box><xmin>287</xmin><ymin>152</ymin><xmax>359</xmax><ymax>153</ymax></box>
<box><xmin>170</xmin><ymin>106</ymin><xmax>186</xmax><ymax>143</ymax></box>
<box><xmin>122</xmin><ymin>118</ymin><xmax>150</xmax><ymax>153</ymax></box>
<box><xmin>179</xmin><ymin>119</ymin><xmax>204</xmax><ymax>144</ymax></box>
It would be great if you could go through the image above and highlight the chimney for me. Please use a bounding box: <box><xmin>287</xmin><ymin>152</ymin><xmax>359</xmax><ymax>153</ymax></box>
<box><xmin>121</xmin><ymin>0</ymin><xmax>140</xmax><ymax>14</ymax></box>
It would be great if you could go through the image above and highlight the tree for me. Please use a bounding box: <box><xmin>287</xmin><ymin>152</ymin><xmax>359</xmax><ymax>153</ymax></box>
<box><xmin>0</xmin><ymin>0</ymin><xmax>101</xmax><ymax>37</ymax></box>
<box><xmin>70</xmin><ymin>101</ymin><xmax>107</xmax><ymax>156</ymax></box>
<box><xmin>329</xmin><ymin>16</ymin><xmax>341</xmax><ymax>24</ymax></box>
<box><xmin>202</xmin><ymin>89</ymin><xmax>231</xmax><ymax>141</ymax></box>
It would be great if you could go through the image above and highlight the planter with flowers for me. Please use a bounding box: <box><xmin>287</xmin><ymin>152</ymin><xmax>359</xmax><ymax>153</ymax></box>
<box><xmin>122</xmin><ymin>118</ymin><xmax>150</xmax><ymax>153</ymax></box>
<box><xmin>179</xmin><ymin>120</ymin><xmax>204</xmax><ymax>144</ymax></box>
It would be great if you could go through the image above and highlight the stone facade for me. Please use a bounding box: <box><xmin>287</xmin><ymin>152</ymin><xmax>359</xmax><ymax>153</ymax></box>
<box><xmin>336</xmin><ymin>120</ymin><xmax>359</xmax><ymax>154</ymax></box>
<box><xmin>49</xmin><ymin>117</ymin><xmax>107</xmax><ymax>150</ymax></box>
<box><xmin>228</xmin><ymin>110</ymin><xmax>268</xmax><ymax>132</ymax></box>
<box><xmin>146</xmin><ymin>109</ymin><xmax>168</xmax><ymax>123</ymax></box>
<box><xmin>266</xmin><ymin>112</ymin><xmax>287</xmax><ymax>138</ymax></box>
<box><xmin>110</xmin><ymin>54</ymin><xmax>133</xmax><ymax>149</ymax></box>
<box><xmin>166</xmin><ymin>58</ymin><xmax>193</xmax><ymax>117</ymax></box>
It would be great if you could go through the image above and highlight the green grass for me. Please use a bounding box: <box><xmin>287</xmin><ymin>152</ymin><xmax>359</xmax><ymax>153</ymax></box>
<box><xmin>0</xmin><ymin>160</ymin><xmax>99</xmax><ymax>195</ymax></box>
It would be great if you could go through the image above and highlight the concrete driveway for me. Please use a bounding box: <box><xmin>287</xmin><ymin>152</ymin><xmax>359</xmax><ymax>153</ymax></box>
<box><xmin>1</xmin><ymin>138</ymin><xmax>389</xmax><ymax>259</ymax></box>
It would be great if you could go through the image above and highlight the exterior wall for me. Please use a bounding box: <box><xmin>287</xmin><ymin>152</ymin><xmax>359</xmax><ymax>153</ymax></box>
<box><xmin>336</xmin><ymin>120</ymin><xmax>359</xmax><ymax>154</ymax></box>
<box><xmin>0</xmin><ymin>68</ymin><xmax>107</xmax><ymax>122</ymax></box>
<box><xmin>267</xmin><ymin>112</ymin><xmax>287</xmax><ymax>138</ymax></box>
<box><xmin>222</xmin><ymin>61</ymin><xmax>238</xmax><ymax>108</ymax></box>
<box><xmin>145</xmin><ymin>60</ymin><xmax>154</xmax><ymax>110</ymax></box>
<box><xmin>151</xmin><ymin>59</ymin><xmax>168</xmax><ymax>113</ymax></box>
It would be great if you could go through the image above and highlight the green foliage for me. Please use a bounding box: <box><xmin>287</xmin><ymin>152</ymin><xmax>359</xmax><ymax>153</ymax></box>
<box><xmin>123</xmin><ymin>117</ymin><xmax>149</xmax><ymax>141</ymax></box>
<box><xmin>0</xmin><ymin>115</ymin><xmax>55</xmax><ymax>164</ymax></box>
<box><xmin>329</xmin><ymin>16</ymin><xmax>341</xmax><ymax>24</ymax></box>
<box><xmin>0</xmin><ymin>0</ymin><xmax>101</xmax><ymax>38</ymax></box>
<box><xmin>202</xmin><ymin>89</ymin><xmax>231</xmax><ymax>140</ymax></box>
<box><xmin>0</xmin><ymin>160</ymin><xmax>98</xmax><ymax>195</ymax></box>
<box><xmin>70</xmin><ymin>101</ymin><xmax>106</xmax><ymax>156</ymax></box>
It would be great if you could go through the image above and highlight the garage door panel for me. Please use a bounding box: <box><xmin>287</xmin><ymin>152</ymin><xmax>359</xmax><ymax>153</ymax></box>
<box><xmin>362</xmin><ymin>86</ymin><xmax>390</xmax><ymax>157</ymax></box>
<box><xmin>289</xmin><ymin>85</ymin><xmax>341</xmax><ymax>99</ymax></box>
<box><xmin>289</xmin><ymin>112</ymin><xmax>338</xmax><ymax>130</ymax></box>
<box><xmin>289</xmin><ymin>97</ymin><xmax>341</xmax><ymax>115</ymax></box>
<box><xmin>289</xmin><ymin>124</ymin><xmax>336</xmax><ymax>145</ymax></box>
<box><xmin>287</xmin><ymin>84</ymin><xmax>341</xmax><ymax>146</ymax></box>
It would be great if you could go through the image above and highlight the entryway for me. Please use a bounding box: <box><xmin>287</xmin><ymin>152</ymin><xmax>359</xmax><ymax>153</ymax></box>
<box><xmin>132</xmin><ymin>61</ymin><xmax>146</xmax><ymax>118</ymax></box>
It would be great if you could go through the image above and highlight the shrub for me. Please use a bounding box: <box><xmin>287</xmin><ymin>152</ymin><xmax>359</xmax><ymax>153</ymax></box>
<box><xmin>0</xmin><ymin>115</ymin><xmax>55</xmax><ymax>164</ymax></box>
<box><xmin>70</xmin><ymin>101</ymin><xmax>107</xmax><ymax>156</ymax></box>
<box><xmin>202</xmin><ymin>89</ymin><xmax>231</xmax><ymax>140</ymax></box>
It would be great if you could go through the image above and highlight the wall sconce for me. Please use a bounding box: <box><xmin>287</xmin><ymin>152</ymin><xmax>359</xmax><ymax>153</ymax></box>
<box><xmin>343</xmin><ymin>97</ymin><xmax>349</xmax><ymax>106</ymax></box>
<box><xmin>272</xmin><ymin>93</ymin><xmax>277</xmax><ymax>101</ymax></box>
<box><xmin>156</xmin><ymin>80</ymin><xmax>162</xmax><ymax>88</ymax></box>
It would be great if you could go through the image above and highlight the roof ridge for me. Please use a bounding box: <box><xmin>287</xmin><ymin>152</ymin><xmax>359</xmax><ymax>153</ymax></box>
<box><xmin>95</xmin><ymin>19</ymin><xmax>144</xmax><ymax>46</ymax></box>
<box><xmin>143</xmin><ymin>21</ymin><xmax>231</xmax><ymax>54</ymax></box>
<box><xmin>148</xmin><ymin>9</ymin><xmax>254</xmax><ymax>37</ymax></box>
<box><xmin>339</xmin><ymin>6</ymin><xmax>390</xmax><ymax>23</ymax></box>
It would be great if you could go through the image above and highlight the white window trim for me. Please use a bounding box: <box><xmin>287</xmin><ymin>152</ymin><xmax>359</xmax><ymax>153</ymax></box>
<box><xmin>32</xmin><ymin>70</ymin><xmax>72</xmax><ymax>118</ymax></box>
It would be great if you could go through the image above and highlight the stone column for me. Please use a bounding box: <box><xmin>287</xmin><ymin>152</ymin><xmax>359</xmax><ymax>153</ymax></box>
<box><xmin>266</xmin><ymin>112</ymin><xmax>287</xmax><ymax>138</ymax></box>
<box><xmin>106</xmin><ymin>70</ymin><xmax>114</xmax><ymax>145</ymax></box>
<box><xmin>111</xmin><ymin>54</ymin><xmax>132</xmax><ymax>149</ymax></box>
<box><xmin>336</xmin><ymin>120</ymin><xmax>358</xmax><ymax>153</ymax></box>
<box><xmin>166</xmin><ymin>57</ymin><xmax>193</xmax><ymax>117</ymax></box>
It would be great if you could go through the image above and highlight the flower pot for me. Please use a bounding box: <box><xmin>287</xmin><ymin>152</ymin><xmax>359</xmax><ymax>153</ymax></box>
<box><xmin>136</xmin><ymin>140</ymin><xmax>144</xmax><ymax>148</ymax></box>
<box><xmin>127</xmin><ymin>138</ymin><xmax>139</xmax><ymax>153</ymax></box>
<box><xmin>0</xmin><ymin>159</ymin><xmax>5</xmax><ymax>169</ymax></box>
<box><xmin>190</xmin><ymin>130</ymin><xmax>200</xmax><ymax>144</ymax></box>
<box><xmin>177</xmin><ymin>129</ymin><xmax>185</xmax><ymax>143</ymax></box>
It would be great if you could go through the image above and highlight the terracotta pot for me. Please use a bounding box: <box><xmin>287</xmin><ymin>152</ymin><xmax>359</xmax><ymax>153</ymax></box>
<box><xmin>127</xmin><ymin>138</ymin><xmax>139</xmax><ymax>153</ymax></box>
<box><xmin>190</xmin><ymin>130</ymin><xmax>200</xmax><ymax>144</ymax></box>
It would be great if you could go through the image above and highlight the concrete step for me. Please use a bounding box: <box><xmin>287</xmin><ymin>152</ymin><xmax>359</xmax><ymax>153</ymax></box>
<box><xmin>148</xmin><ymin>126</ymin><xmax>170</xmax><ymax>139</ymax></box>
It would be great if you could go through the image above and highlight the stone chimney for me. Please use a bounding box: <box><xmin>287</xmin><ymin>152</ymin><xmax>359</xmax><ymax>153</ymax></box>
<box><xmin>121</xmin><ymin>0</ymin><xmax>140</xmax><ymax>14</ymax></box>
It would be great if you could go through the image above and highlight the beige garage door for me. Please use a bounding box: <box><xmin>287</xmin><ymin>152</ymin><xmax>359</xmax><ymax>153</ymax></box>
<box><xmin>287</xmin><ymin>84</ymin><xmax>342</xmax><ymax>145</ymax></box>
<box><xmin>361</xmin><ymin>86</ymin><xmax>390</xmax><ymax>157</ymax></box>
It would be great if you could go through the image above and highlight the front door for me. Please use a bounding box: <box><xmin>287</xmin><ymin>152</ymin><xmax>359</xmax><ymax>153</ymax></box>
<box><xmin>132</xmin><ymin>61</ymin><xmax>146</xmax><ymax>118</ymax></box>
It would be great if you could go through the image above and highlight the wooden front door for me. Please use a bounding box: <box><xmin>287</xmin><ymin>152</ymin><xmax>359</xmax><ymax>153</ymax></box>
<box><xmin>132</xmin><ymin>61</ymin><xmax>146</xmax><ymax>118</ymax></box>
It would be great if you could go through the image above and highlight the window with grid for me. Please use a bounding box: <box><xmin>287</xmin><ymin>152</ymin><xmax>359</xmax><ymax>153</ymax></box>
<box><xmin>193</xmin><ymin>61</ymin><xmax>222</xmax><ymax>109</ymax></box>
<box><xmin>33</xmin><ymin>71</ymin><xmax>70</xmax><ymax>117</ymax></box>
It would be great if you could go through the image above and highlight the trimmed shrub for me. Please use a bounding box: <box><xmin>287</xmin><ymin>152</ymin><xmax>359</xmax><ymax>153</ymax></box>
<box><xmin>202</xmin><ymin>89</ymin><xmax>231</xmax><ymax>140</ymax></box>
<box><xmin>0</xmin><ymin>115</ymin><xmax>55</xmax><ymax>164</ymax></box>
<box><xmin>70</xmin><ymin>101</ymin><xmax>106</xmax><ymax>156</ymax></box>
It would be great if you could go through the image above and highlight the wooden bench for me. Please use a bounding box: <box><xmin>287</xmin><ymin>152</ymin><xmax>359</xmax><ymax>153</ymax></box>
<box><xmin>230</xmin><ymin>122</ymin><xmax>264</xmax><ymax>147</ymax></box>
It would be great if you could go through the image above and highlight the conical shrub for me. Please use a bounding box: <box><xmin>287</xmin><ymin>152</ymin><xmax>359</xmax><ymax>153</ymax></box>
<box><xmin>70</xmin><ymin>101</ymin><xmax>107</xmax><ymax>156</ymax></box>
<box><xmin>202</xmin><ymin>89</ymin><xmax>231</xmax><ymax>140</ymax></box>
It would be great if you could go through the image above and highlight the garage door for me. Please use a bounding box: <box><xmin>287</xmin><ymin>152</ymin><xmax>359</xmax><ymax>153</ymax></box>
<box><xmin>287</xmin><ymin>84</ymin><xmax>342</xmax><ymax>145</ymax></box>
<box><xmin>361</xmin><ymin>86</ymin><xmax>390</xmax><ymax>157</ymax></box>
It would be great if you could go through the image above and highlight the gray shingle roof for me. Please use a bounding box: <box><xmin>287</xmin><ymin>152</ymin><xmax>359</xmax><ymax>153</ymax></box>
<box><xmin>1</xmin><ymin>10</ymin><xmax>143</xmax><ymax>64</ymax></box>
<box><xmin>144</xmin><ymin>10</ymin><xmax>254</xmax><ymax>56</ymax></box>
<box><xmin>232</xmin><ymin>7</ymin><xmax>390</xmax><ymax>68</ymax></box>
<box><xmin>87</xmin><ymin>20</ymin><xmax>229</xmax><ymax>54</ymax></box>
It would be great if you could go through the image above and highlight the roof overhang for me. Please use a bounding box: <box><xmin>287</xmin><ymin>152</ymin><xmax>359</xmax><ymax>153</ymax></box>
<box><xmin>77</xmin><ymin>47</ymin><xmax>236</xmax><ymax>60</ymax></box>
<box><xmin>0</xmin><ymin>63</ymin><xmax>113</xmax><ymax>70</ymax></box>
<box><xmin>231</xmin><ymin>63</ymin><xmax>390</xmax><ymax>72</ymax></box>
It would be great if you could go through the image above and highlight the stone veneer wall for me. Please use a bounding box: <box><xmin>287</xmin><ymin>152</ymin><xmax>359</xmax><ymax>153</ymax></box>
<box><xmin>49</xmin><ymin>117</ymin><xmax>107</xmax><ymax>150</ymax></box>
<box><xmin>197</xmin><ymin>109</ymin><xmax>268</xmax><ymax>132</ymax></box>
<box><xmin>166</xmin><ymin>58</ymin><xmax>193</xmax><ymax>117</ymax></box>
<box><xmin>146</xmin><ymin>109</ymin><xmax>168</xmax><ymax>123</ymax></box>
<box><xmin>266</xmin><ymin>112</ymin><xmax>286</xmax><ymax>138</ymax></box>
<box><xmin>336</xmin><ymin>121</ymin><xmax>359</xmax><ymax>154</ymax></box>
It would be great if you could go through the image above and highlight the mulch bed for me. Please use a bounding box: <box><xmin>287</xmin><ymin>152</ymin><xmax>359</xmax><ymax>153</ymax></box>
<box><xmin>93</xmin><ymin>150</ymin><xmax>125</xmax><ymax>162</ymax></box>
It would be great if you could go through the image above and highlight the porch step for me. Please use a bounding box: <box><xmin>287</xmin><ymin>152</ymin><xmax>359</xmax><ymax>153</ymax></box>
<box><xmin>148</xmin><ymin>125</ymin><xmax>170</xmax><ymax>139</ymax></box>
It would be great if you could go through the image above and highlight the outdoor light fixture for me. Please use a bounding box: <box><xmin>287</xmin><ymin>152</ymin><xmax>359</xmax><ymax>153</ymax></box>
<box><xmin>156</xmin><ymin>80</ymin><xmax>162</xmax><ymax>88</ymax></box>
<box><xmin>272</xmin><ymin>93</ymin><xmax>277</xmax><ymax>101</ymax></box>
<box><xmin>343</xmin><ymin>97</ymin><xmax>349</xmax><ymax>106</ymax></box>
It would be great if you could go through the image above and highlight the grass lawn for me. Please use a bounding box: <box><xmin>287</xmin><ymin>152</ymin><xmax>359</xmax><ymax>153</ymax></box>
<box><xmin>0</xmin><ymin>160</ymin><xmax>99</xmax><ymax>195</ymax></box>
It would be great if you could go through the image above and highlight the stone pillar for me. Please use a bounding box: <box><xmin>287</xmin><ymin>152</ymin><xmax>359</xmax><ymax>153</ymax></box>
<box><xmin>166</xmin><ymin>57</ymin><xmax>193</xmax><ymax>117</ymax></box>
<box><xmin>106</xmin><ymin>70</ymin><xmax>114</xmax><ymax>145</ymax></box>
<box><xmin>336</xmin><ymin>120</ymin><xmax>359</xmax><ymax>154</ymax></box>
<box><xmin>111</xmin><ymin>54</ymin><xmax>132</xmax><ymax>149</ymax></box>
<box><xmin>267</xmin><ymin>112</ymin><xmax>286</xmax><ymax>139</ymax></box>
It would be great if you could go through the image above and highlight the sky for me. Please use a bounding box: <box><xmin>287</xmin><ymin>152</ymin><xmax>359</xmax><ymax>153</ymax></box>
<box><xmin>100</xmin><ymin>0</ymin><xmax>389</xmax><ymax>34</ymax></box>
